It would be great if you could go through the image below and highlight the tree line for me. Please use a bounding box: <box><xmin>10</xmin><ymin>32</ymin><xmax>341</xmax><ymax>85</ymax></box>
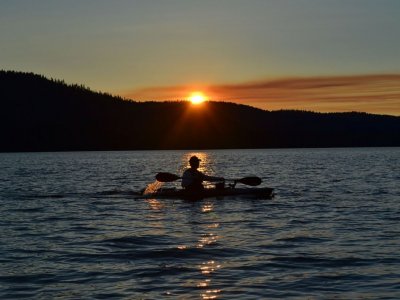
<box><xmin>1</xmin><ymin>70</ymin><xmax>399</xmax><ymax>152</ymax></box>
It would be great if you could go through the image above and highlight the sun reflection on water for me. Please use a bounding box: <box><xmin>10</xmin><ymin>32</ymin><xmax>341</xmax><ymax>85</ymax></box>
<box><xmin>175</xmin><ymin>201</ymin><xmax>223</xmax><ymax>298</ymax></box>
<box><xmin>198</xmin><ymin>201</ymin><xmax>222</xmax><ymax>299</ymax></box>
<box><xmin>180</xmin><ymin>152</ymin><xmax>215</xmax><ymax>175</ymax></box>
<box><xmin>200</xmin><ymin>260</ymin><xmax>221</xmax><ymax>275</ymax></box>
<box><xmin>207</xmin><ymin>223</ymin><xmax>219</xmax><ymax>229</ymax></box>
<box><xmin>197</xmin><ymin>279</ymin><xmax>211</xmax><ymax>287</ymax></box>
<box><xmin>145</xmin><ymin>198</ymin><xmax>164</xmax><ymax>210</ymax></box>
<box><xmin>198</xmin><ymin>260</ymin><xmax>222</xmax><ymax>299</ymax></box>
<box><xmin>202</xmin><ymin>202</ymin><xmax>214</xmax><ymax>213</ymax></box>
<box><xmin>201</xmin><ymin>289</ymin><xmax>222</xmax><ymax>300</ymax></box>
<box><xmin>197</xmin><ymin>233</ymin><xmax>219</xmax><ymax>248</ymax></box>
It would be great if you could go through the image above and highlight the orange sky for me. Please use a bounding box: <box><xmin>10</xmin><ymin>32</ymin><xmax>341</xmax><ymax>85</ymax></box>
<box><xmin>125</xmin><ymin>74</ymin><xmax>400</xmax><ymax>116</ymax></box>
<box><xmin>2</xmin><ymin>2</ymin><xmax>400</xmax><ymax>116</ymax></box>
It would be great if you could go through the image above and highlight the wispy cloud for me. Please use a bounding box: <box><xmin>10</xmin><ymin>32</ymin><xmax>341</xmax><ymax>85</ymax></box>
<box><xmin>124</xmin><ymin>74</ymin><xmax>400</xmax><ymax>115</ymax></box>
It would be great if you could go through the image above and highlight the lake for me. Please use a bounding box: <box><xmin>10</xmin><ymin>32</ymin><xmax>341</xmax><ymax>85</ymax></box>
<box><xmin>1</xmin><ymin>148</ymin><xmax>399</xmax><ymax>299</ymax></box>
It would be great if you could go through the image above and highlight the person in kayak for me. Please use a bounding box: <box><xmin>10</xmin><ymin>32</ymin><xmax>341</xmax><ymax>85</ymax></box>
<box><xmin>181</xmin><ymin>156</ymin><xmax>224</xmax><ymax>191</ymax></box>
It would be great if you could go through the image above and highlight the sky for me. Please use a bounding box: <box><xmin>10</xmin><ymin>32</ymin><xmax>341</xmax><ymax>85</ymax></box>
<box><xmin>1</xmin><ymin>0</ymin><xmax>400</xmax><ymax>115</ymax></box>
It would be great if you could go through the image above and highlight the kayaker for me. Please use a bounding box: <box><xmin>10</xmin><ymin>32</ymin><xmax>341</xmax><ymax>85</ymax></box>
<box><xmin>181</xmin><ymin>156</ymin><xmax>224</xmax><ymax>191</ymax></box>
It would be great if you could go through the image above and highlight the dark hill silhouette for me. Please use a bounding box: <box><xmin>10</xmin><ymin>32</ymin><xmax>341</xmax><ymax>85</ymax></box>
<box><xmin>1</xmin><ymin>70</ymin><xmax>399</xmax><ymax>152</ymax></box>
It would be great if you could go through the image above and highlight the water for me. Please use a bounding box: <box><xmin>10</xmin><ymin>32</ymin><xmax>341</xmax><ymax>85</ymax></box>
<box><xmin>0</xmin><ymin>148</ymin><xmax>399</xmax><ymax>299</ymax></box>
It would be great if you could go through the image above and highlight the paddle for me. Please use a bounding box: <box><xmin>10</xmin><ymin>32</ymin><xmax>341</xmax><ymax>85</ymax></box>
<box><xmin>156</xmin><ymin>172</ymin><xmax>181</xmax><ymax>182</ymax></box>
<box><xmin>155</xmin><ymin>172</ymin><xmax>262</xmax><ymax>186</ymax></box>
<box><xmin>231</xmin><ymin>176</ymin><xmax>262</xmax><ymax>186</ymax></box>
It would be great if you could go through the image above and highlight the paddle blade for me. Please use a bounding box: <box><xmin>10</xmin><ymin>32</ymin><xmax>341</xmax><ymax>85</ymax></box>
<box><xmin>156</xmin><ymin>172</ymin><xmax>181</xmax><ymax>182</ymax></box>
<box><xmin>237</xmin><ymin>176</ymin><xmax>262</xmax><ymax>186</ymax></box>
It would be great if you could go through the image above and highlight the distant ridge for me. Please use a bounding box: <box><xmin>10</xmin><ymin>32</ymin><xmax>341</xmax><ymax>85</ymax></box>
<box><xmin>1</xmin><ymin>70</ymin><xmax>399</xmax><ymax>152</ymax></box>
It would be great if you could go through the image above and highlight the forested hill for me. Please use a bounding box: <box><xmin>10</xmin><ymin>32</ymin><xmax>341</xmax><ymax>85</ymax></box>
<box><xmin>1</xmin><ymin>70</ymin><xmax>399</xmax><ymax>152</ymax></box>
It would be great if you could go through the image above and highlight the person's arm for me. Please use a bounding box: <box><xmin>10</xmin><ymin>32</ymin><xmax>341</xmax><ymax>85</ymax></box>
<box><xmin>202</xmin><ymin>173</ymin><xmax>224</xmax><ymax>182</ymax></box>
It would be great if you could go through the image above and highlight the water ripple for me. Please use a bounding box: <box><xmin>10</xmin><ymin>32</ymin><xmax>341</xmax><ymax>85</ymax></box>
<box><xmin>0</xmin><ymin>148</ymin><xmax>399</xmax><ymax>299</ymax></box>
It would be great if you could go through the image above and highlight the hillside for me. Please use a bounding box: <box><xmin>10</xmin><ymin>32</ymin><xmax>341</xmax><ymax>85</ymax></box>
<box><xmin>1</xmin><ymin>70</ymin><xmax>399</xmax><ymax>152</ymax></box>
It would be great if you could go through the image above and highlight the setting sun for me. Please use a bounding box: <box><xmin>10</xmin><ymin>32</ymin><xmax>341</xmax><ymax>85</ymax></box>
<box><xmin>189</xmin><ymin>92</ymin><xmax>207</xmax><ymax>104</ymax></box>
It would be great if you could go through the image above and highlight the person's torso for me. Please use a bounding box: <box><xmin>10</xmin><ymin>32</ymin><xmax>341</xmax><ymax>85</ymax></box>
<box><xmin>181</xmin><ymin>168</ymin><xmax>204</xmax><ymax>187</ymax></box>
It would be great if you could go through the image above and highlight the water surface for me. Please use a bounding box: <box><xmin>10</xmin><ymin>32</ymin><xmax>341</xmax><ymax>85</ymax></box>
<box><xmin>1</xmin><ymin>148</ymin><xmax>399</xmax><ymax>299</ymax></box>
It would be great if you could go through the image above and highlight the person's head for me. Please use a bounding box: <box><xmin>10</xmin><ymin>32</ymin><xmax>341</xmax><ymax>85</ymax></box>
<box><xmin>189</xmin><ymin>155</ymin><xmax>201</xmax><ymax>169</ymax></box>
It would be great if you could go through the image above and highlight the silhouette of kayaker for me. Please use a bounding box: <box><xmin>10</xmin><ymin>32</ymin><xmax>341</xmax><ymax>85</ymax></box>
<box><xmin>181</xmin><ymin>156</ymin><xmax>224</xmax><ymax>191</ymax></box>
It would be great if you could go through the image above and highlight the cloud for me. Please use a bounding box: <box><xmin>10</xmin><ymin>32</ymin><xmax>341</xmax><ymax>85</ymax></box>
<box><xmin>123</xmin><ymin>74</ymin><xmax>400</xmax><ymax>115</ymax></box>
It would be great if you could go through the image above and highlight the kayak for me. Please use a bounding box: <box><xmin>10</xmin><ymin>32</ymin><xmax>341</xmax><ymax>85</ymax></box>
<box><xmin>142</xmin><ymin>187</ymin><xmax>274</xmax><ymax>200</ymax></box>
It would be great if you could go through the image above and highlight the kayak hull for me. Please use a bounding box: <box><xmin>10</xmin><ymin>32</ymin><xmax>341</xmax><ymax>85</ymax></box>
<box><xmin>143</xmin><ymin>187</ymin><xmax>274</xmax><ymax>200</ymax></box>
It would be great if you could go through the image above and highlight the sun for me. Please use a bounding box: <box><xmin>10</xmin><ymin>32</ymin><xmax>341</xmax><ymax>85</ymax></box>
<box><xmin>189</xmin><ymin>92</ymin><xmax>207</xmax><ymax>105</ymax></box>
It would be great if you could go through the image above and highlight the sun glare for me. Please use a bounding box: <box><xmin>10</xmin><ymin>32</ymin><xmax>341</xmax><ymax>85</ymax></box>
<box><xmin>189</xmin><ymin>92</ymin><xmax>207</xmax><ymax>105</ymax></box>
